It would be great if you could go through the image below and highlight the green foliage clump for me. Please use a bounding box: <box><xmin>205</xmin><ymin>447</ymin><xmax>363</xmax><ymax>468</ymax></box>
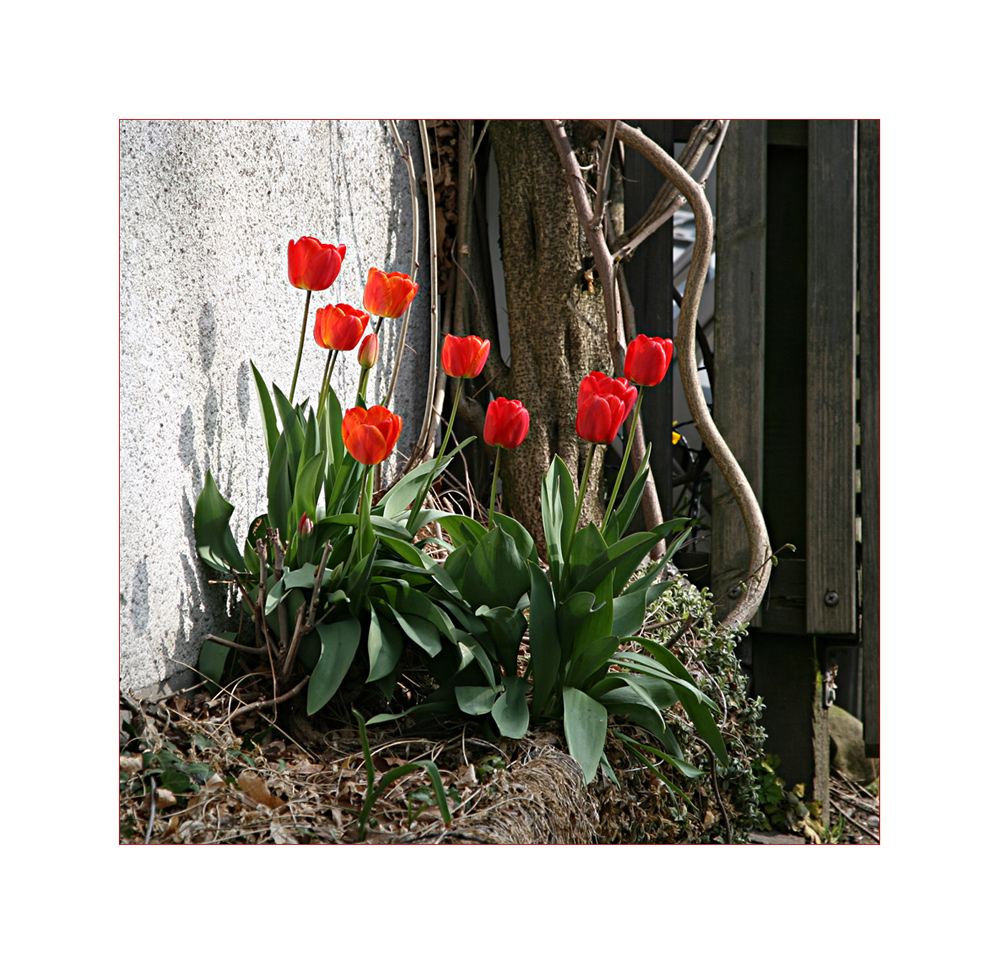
<box><xmin>593</xmin><ymin>573</ymin><xmax>768</xmax><ymax>843</ymax></box>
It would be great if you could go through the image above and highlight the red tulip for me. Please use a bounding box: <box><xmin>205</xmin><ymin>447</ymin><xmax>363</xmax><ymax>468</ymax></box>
<box><xmin>484</xmin><ymin>398</ymin><xmax>530</xmax><ymax>450</ymax></box>
<box><xmin>358</xmin><ymin>332</ymin><xmax>379</xmax><ymax>370</ymax></box>
<box><xmin>298</xmin><ymin>513</ymin><xmax>314</xmax><ymax>537</ymax></box>
<box><xmin>624</xmin><ymin>334</ymin><xmax>674</xmax><ymax>387</ymax></box>
<box><xmin>342</xmin><ymin>405</ymin><xmax>403</xmax><ymax>465</ymax></box>
<box><xmin>363</xmin><ymin>268</ymin><xmax>419</xmax><ymax>319</ymax></box>
<box><xmin>314</xmin><ymin>303</ymin><xmax>369</xmax><ymax>351</ymax></box>
<box><xmin>441</xmin><ymin>334</ymin><xmax>490</xmax><ymax>379</ymax></box>
<box><xmin>288</xmin><ymin>237</ymin><xmax>345</xmax><ymax>291</ymax></box>
<box><xmin>575</xmin><ymin>370</ymin><xmax>638</xmax><ymax>444</ymax></box>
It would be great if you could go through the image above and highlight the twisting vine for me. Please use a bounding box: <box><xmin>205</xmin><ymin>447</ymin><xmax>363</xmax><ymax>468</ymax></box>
<box><xmin>548</xmin><ymin>119</ymin><xmax>772</xmax><ymax>630</ymax></box>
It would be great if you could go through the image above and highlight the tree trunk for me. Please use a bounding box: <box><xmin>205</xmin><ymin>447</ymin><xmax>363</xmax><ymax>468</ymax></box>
<box><xmin>489</xmin><ymin>121</ymin><xmax>614</xmax><ymax>550</ymax></box>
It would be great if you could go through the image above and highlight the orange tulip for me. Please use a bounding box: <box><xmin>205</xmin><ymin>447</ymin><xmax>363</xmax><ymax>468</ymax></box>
<box><xmin>288</xmin><ymin>237</ymin><xmax>345</xmax><ymax>291</ymax></box>
<box><xmin>314</xmin><ymin>303</ymin><xmax>369</xmax><ymax>351</ymax></box>
<box><xmin>624</xmin><ymin>334</ymin><xmax>674</xmax><ymax>387</ymax></box>
<box><xmin>441</xmin><ymin>334</ymin><xmax>490</xmax><ymax>379</ymax></box>
<box><xmin>342</xmin><ymin>405</ymin><xmax>403</xmax><ymax>465</ymax></box>
<box><xmin>363</xmin><ymin>268</ymin><xmax>419</xmax><ymax>319</ymax></box>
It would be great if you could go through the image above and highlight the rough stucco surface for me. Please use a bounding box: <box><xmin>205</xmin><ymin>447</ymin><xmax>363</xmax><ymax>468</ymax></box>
<box><xmin>120</xmin><ymin>119</ymin><xmax>429</xmax><ymax>698</ymax></box>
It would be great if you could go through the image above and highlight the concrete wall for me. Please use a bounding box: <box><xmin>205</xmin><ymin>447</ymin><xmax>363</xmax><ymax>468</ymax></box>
<box><xmin>120</xmin><ymin>119</ymin><xmax>430</xmax><ymax>698</ymax></box>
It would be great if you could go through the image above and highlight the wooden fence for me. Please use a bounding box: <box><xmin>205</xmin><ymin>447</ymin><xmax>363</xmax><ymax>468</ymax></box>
<box><xmin>626</xmin><ymin>120</ymin><xmax>879</xmax><ymax>807</ymax></box>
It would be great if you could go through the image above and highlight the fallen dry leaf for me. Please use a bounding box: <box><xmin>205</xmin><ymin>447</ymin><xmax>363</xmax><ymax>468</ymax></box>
<box><xmin>120</xmin><ymin>754</ymin><xmax>143</xmax><ymax>776</ymax></box>
<box><xmin>270</xmin><ymin>821</ymin><xmax>299</xmax><ymax>845</ymax></box>
<box><xmin>238</xmin><ymin>770</ymin><xmax>285</xmax><ymax>810</ymax></box>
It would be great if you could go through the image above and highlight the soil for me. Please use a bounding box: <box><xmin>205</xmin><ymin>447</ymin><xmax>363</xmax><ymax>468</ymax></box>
<box><xmin>120</xmin><ymin>689</ymin><xmax>879</xmax><ymax>845</ymax></box>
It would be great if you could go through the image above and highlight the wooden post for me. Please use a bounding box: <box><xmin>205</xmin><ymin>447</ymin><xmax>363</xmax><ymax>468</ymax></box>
<box><xmin>858</xmin><ymin>120</ymin><xmax>880</xmax><ymax>757</ymax></box>
<box><xmin>806</xmin><ymin>121</ymin><xmax>858</xmax><ymax>635</ymax></box>
<box><xmin>711</xmin><ymin>120</ymin><xmax>767</xmax><ymax>620</ymax></box>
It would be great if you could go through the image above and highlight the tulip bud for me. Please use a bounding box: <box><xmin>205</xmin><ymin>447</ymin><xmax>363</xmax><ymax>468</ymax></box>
<box><xmin>298</xmin><ymin>513</ymin><xmax>314</xmax><ymax>537</ymax></box>
<box><xmin>358</xmin><ymin>333</ymin><xmax>379</xmax><ymax>370</ymax></box>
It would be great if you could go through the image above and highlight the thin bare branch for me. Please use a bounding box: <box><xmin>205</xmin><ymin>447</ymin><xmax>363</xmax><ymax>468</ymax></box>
<box><xmin>592</xmin><ymin>120</ymin><xmax>618</xmax><ymax>232</ymax></box>
<box><xmin>205</xmin><ymin>634</ymin><xmax>266</xmax><ymax>656</ymax></box>
<box><xmin>611</xmin><ymin>121</ymin><xmax>724</xmax><ymax>261</ymax></box>
<box><xmin>413</xmin><ymin>120</ymin><xmax>440</xmax><ymax>464</ymax></box>
<box><xmin>227</xmin><ymin>675</ymin><xmax>311</xmax><ymax>722</ymax></box>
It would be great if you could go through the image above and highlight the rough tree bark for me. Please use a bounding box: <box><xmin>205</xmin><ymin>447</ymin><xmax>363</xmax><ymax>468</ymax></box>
<box><xmin>487</xmin><ymin>120</ymin><xmax>616</xmax><ymax>548</ymax></box>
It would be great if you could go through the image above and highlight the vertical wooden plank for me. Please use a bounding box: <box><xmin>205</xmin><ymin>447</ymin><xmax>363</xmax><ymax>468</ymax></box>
<box><xmin>858</xmin><ymin>119</ymin><xmax>880</xmax><ymax>756</ymax></box>
<box><xmin>711</xmin><ymin>120</ymin><xmax>767</xmax><ymax>619</ymax></box>
<box><xmin>623</xmin><ymin>120</ymin><xmax>674</xmax><ymax>515</ymax></box>
<box><xmin>806</xmin><ymin>121</ymin><xmax>858</xmax><ymax>634</ymax></box>
<box><xmin>758</xmin><ymin>140</ymin><xmax>809</xmax><ymax>635</ymax></box>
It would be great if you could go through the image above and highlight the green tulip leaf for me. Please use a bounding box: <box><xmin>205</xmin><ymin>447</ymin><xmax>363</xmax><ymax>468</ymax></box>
<box><xmin>565</xmin><ymin>633</ymin><xmax>619</xmax><ymax>690</ymax></box>
<box><xmin>491</xmin><ymin>513</ymin><xmax>539</xmax><ymax>565</ymax></box>
<box><xmin>492</xmin><ymin>676</ymin><xmax>530</xmax><ymax>739</ymax></box>
<box><xmin>266</xmin><ymin>433</ymin><xmax>294</xmax><ymax>542</ymax></box>
<box><xmin>567</xmin><ymin>519</ymin><xmax>686</xmax><ymax>601</ymax></box>
<box><xmin>601</xmin><ymin>699</ymin><xmax>684</xmax><ymax>758</ymax></box>
<box><xmin>386</xmin><ymin>604</ymin><xmax>442</xmax><ymax>657</ymax></box>
<box><xmin>264</xmin><ymin>577</ymin><xmax>286</xmax><ymax>615</ymax></box>
<box><xmin>475</xmin><ymin>604</ymin><xmax>527</xmax><ymax>675</ymax></box>
<box><xmin>198</xmin><ymin>632</ymin><xmax>235</xmax><ymax>687</ymax></box>
<box><xmin>455</xmin><ymin>684</ymin><xmax>499</xmax><ymax>716</ymax></box>
<box><xmin>541</xmin><ymin>455</ymin><xmax>576</xmax><ymax>592</ymax></box>
<box><xmin>460</xmin><ymin>527</ymin><xmax>530</xmax><ymax>611</ymax></box>
<box><xmin>438</xmin><ymin>514</ymin><xmax>488</xmax><ymax>550</ymax></box>
<box><xmin>194</xmin><ymin>471</ymin><xmax>246</xmax><ymax>574</ymax></box>
<box><xmin>367</xmin><ymin>610</ymin><xmax>404</xmax><ymax>682</ymax></box>
<box><xmin>620</xmin><ymin>637</ymin><xmax>728</xmax><ymax>767</ymax></box>
<box><xmin>306</xmin><ymin>617</ymin><xmax>362</xmax><ymax>715</ymax></box>
<box><xmin>250</xmin><ymin>361</ymin><xmax>280</xmax><ymax>459</ymax></box>
<box><xmin>571</xmin><ymin>573</ymin><xmax>615</xmax><ymax>657</ymax></box>
<box><xmin>528</xmin><ymin>562</ymin><xmax>561</xmax><ymax>715</ymax></box>
<box><xmin>587</xmin><ymin>673</ymin><xmax>665</xmax><ymax>732</ymax></box>
<box><xmin>271</xmin><ymin>382</ymin><xmax>298</xmax><ymax>435</ymax></box>
<box><xmin>320</xmin><ymin>385</ymin><xmax>345</xmax><ymax>466</ymax></box>
<box><xmin>289</xmin><ymin>451</ymin><xmax>327</xmax><ymax>538</ymax></box>
<box><xmin>567</xmin><ymin>522</ymin><xmax>607</xmax><ymax>571</ymax></box>
<box><xmin>604</xmin><ymin>444</ymin><xmax>651</xmax><ymax>543</ymax></box>
<box><xmin>562</xmin><ymin>687</ymin><xmax>608</xmax><ymax>784</ymax></box>
<box><xmin>556</xmin><ymin>590</ymin><xmax>597</xmax><ymax>652</ymax></box>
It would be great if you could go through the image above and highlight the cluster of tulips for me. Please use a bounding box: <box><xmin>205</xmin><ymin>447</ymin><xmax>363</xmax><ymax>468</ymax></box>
<box><xmin>195</xmin><ymin>232</ymin><xmax>719</xmax><ymax>786</ymax></box>
<box><xmin>286</xmin><ymin>234</ymin><xmax>677</xmax><ymax>530</ymax></box>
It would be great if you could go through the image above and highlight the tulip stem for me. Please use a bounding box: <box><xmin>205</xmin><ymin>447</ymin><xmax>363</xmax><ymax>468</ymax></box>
<box><xmin>317</xmin><ymin>349</ymin><xmax>338</xmax><ymax>420</ymax></box>
<box><xmin>350</xmin><ymin>466</ymin><xmax>375</xmax><ymax>570</ymax></box>
<box><xmin>407</xmin><ymin>376</ymin><xmax>463</xmax><ymax>533</ymax></box>
<box><xmin>487</xmin><ymin>450</ymin><xmax>503</xmax><ymax>530</ymax></box>
<box><xmin>289</xmin><ymin>290</ymin><xmax>312</xmax><ymax>403</ymax></box>
<box><xmin>601</xmin><ymin>385</ymin><xmax>645</xmax><ymax>535</ymax></box>
<box><xmin>565</xmin><ymin>441</ymin><xmax>597</xmax><ymax>566</ymax></box>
